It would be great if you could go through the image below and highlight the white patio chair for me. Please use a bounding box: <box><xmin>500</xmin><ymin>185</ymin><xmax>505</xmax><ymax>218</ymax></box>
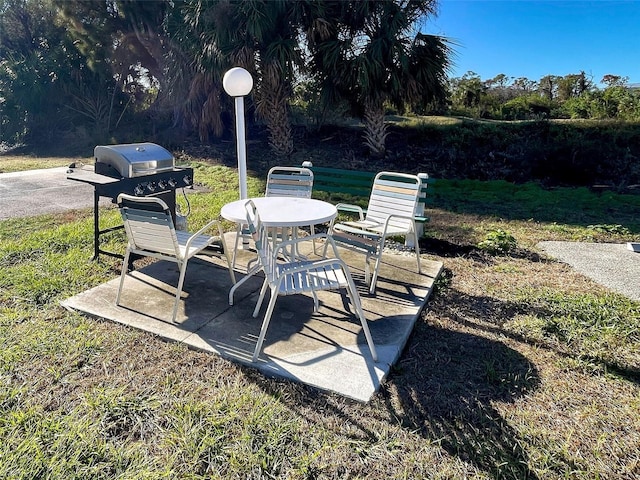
<box><xmin>326</xmin><ymin>171</ymin><xmax>424</xmax><ymax>294</ymax></box>
<box><xmin>116</xmin><ymin>193</ymin><xmax>235</xmax><ymax>323</ymax></box>
<box><xmin>243</xmin><ymin>199</ymin><xmax>377</xmax><ymax>363</ymax></box>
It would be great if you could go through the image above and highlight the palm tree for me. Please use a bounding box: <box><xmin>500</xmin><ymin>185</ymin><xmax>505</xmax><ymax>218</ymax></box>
<box><xmin>177</xmin><ymin>0</ymin><xmax>304</xmax><ymax>157</ymax></box>
<box><xmin>305</xmin><ymin>0</ymin><xmax>452</xmax><ymax>158</ymax></box>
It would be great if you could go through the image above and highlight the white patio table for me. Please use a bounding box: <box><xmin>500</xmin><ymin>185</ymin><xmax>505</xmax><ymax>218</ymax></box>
<box><xmin>221</xmin><ymin>196</ymin><xmax>337</xmax><ymax>228</ymax></box>
<box><xmin>221</xmin><ymin>196</ymin><xmax>338</xmax><ymax>304</ymax></box>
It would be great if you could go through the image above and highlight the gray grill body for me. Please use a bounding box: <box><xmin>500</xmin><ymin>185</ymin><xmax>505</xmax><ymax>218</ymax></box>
<box><xmin>94</xmin><ymin>142</ymin><xmax>174</xmax><ymax>178</ymax></box>
<box><xmin>68</xmin><ymin>142</ymin><xmax>193</xmax><ymax>261</ymax></box>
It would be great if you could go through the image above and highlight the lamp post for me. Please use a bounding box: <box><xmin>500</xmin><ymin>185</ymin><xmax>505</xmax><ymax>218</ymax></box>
<box><xmin>223</xmin><ymin>67</ymin><xmax>253</xmax><ymax>200</ymax></box>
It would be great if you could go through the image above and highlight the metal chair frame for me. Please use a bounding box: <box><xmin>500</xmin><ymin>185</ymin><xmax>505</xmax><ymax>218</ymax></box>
<box><xmin>232</xmin><ymin>166</ymin><xmax>315</xmax><ymax>270</ymax></box>
<box><xmin>116</xmin><ymin>193</ymin><xmax>235</xmax><ymax>323</ymax></box>
<box><xmin>242</xmin><ymin>199</ymin><xmax>377</xmax><ymax>363</ymax></box>
<box><xmin>326</xmin><ymin>171</ymin><xmax>423</xmax><ymax>294</ymax></box>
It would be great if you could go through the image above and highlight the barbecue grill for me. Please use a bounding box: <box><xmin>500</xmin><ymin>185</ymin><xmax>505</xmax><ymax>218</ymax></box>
<box><xmin>67</xmin><ymin>142</ymin><xmax>194</xmax><ymax>260</ymax></box>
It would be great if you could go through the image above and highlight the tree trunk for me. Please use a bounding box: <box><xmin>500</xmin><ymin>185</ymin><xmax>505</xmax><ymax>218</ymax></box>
<box><xmin>256</xmin><ymin>64</ymin><xmax>293</xmax><ymax>157</ymax></box>
<box><xmin>363</xmin><ymin>99</ymin><xmax>388</xmax><ymax>158</ymax></box>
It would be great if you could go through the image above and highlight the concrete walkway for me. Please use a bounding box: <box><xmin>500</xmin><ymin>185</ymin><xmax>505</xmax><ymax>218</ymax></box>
<box><xmin>0</xmin><ymin>166</ymin><xmax>112</xmax><ymax>220</ymax></box>
<box><xmin>538</xmin><ymin>241</ymin><xmax>640</xmax><ymax>302</ymax></box>
<box><xmin>62</xmin><ymin>233</ymin><xmax>443</xmax><ymax>402</ymax></box>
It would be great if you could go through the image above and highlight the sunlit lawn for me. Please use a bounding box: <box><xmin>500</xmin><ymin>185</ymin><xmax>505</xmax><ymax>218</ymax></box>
<box><xmin>0</xmin><ymin>158</ymin><xmax>638</xmax><ymax>479</ymax></box>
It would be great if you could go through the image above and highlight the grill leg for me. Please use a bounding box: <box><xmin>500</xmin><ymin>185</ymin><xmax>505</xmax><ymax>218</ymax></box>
<box><xmin>157</xmin><ymin>191</ymin><xmax>177</xmax><ymax>222</ymax></box>
<box><xmin>92</xmin><ymin>190</ymin><xmax>100</xmax><ymax>261</ymax></box>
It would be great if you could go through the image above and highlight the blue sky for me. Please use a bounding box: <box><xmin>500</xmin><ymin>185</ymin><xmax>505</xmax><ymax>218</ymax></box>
<box><xmin>425</xmin><ymin>0</ymin><xmax>640</xmax><ymax>86</ymax></box>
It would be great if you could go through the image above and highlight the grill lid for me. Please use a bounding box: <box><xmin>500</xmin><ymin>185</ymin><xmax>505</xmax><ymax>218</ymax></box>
<box><xmin>94</xmin><ymin>142</ymin><xmax>174</xmax><ymax>178</ymax></box>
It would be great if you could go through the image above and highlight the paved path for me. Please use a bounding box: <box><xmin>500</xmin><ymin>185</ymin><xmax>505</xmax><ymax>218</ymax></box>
<box><xmin>538</xmin><ymin>241</ymin><xmax>640</xmax><ymax>302</ymax></box>
<box><xmin>0</xmin><ymin>167</ymin><xmax>104</xmax><ymax>220</ymax></box>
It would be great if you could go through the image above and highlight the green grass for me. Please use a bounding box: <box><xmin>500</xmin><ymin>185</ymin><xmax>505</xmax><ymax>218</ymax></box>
<box><xmin>1</xmin><ymin>159</ymin><xmax>639</xmax><ymax>479</ymax></box>
<box><xmin>506</xmin><ymin>288</ymin><xmax>640</xmax><ymax>373</ymax></box>
<box><xmin>432</xmin><ymin>179</ymin><xmax>640</xmax><ymax>232</ymax></box>
<box><xmin>0</xmin><ymin>155</ymin><xmax>86</xmax><ymax>173</ymax></box>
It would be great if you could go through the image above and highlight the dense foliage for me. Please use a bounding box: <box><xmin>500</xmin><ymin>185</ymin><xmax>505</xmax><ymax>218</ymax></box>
<box><xmin>0</xmin><ymin>0</ymin><xmax>450</xmax><ymax>157</ymax></box>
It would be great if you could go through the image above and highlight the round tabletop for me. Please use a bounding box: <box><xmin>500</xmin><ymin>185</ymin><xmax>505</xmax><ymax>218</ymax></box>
<box><xmin>221</xmin><ymin>197</ymin><xmax>337</xmax><ymax>227</ymax></box>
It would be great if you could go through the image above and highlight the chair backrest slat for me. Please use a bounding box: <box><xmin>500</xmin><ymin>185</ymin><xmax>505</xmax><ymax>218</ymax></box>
<box><xmin>266</xmin><ymin>167</ymin><xmax>313</xmax><ymax>198</ymax></box>
<box><xmin>244</xmin><ymin>200</ymin><xmax>278</xmax><ymax>282</ymax></box>
<box><xmin>119</xmin><ymin>196</ymin><xmax>180</xmax><ymax>257</ymax></box>
<box><xmin>364</xmin><ymin>172</ymin><xmax>421</xmax><ymax>230</ymax></box>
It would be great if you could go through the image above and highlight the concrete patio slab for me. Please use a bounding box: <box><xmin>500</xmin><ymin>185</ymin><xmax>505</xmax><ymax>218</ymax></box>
<box><xmin>62</xmin><ymin>233</ymin><xmax>443</xmax><ymax>402</ymax></box>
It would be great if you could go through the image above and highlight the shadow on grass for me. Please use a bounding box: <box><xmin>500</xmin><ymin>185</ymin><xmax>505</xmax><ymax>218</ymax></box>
<box><xmin>381</xmin><ymin>319</ymin><xmax>541</xmax><ymax>479</ymax></box>
<box><xmin>441</xmin><ymin>286</ymin><xmax>640</xmax><ymax>386</ymax></box>
<box><xmin>245</xmin><ymin>316</ymin><xmax>541</xmax><ymax>478</ymax></box>
<box><xmin>245</xmin><ymin>298</ymin><xmax>542</xmax><ymax>478</ymax></box>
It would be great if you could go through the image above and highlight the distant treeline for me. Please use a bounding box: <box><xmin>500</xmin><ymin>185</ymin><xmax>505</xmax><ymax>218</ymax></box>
<box><xmin>444</xmin><ymin>71</ymin><xmax>640</xmax><ymax>122</ymax></box>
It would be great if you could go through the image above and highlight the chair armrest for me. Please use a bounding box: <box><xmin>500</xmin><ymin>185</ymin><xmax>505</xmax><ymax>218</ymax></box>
<box><xmin>381</xmin><ymin>213</ymin><xmax>419</xmax><ymax>232</ymax></box>
<box><xmin>185</xmin><ymin>218</ymin><xmax>224</xmax><ymax>254</ymax></box>
<box><xmin>335</xmin><ymin>203</ymin><xmax>365</xmax><ymax>220</ymax></box>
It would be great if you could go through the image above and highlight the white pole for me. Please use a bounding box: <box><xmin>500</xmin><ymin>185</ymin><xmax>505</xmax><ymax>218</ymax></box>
<box><xmin>223</xmin><ymin>67</ymin><xmax>253</xmax><ymax>200</ymax></box>
<box><xmin>235</xmin><ymin>96</ymin><xmax>248</xmax><ymax>200</ymax></box>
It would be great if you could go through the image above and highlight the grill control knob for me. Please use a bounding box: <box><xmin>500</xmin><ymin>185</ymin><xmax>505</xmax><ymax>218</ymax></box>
<box><xmin>134</xmin><ymin>185</ymin><xmax>145</xmax><ymax>196</ymax></box>
<box><xmin>147</xmin><ymin>182</ymin><xmax>157</xmax><ymax>192</ymax></box>
<box><xmin>183</xmin><ymin>175</ymin><xmax>192</xmax><ymax>185</ymax></box>
<box><xmin>157</xmin><ymin>180</ymin><xmax>168</xmax><ymax>190</ymax></box>
<box><xmin>168</xmin><ymin>178</ymin><xmax>177</xmax><ymax>188</ymax></box>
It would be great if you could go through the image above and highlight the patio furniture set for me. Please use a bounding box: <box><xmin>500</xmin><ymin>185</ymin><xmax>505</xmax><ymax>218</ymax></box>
<box><xmin>115</xmin><ymin>167</ymin><xmax>430</xmax><ymax>363</ymax></box>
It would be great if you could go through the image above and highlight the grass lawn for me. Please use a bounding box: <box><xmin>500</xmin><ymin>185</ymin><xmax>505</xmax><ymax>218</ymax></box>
<box><xmin>1</xmin><ymin>156</ymin><xmax>639</xmax><ymax>479</ymax></box>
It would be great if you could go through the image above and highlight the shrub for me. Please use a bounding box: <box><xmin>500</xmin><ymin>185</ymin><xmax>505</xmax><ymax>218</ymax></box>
<box><xmin>477</xmin><ymin>229</ymin><xmax>517</xmax><ymax>255</ymax></box>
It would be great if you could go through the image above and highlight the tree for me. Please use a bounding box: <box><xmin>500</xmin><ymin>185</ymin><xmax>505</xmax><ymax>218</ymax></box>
<box><xmin>305</xmin><ymin>0</ymin><xmax>451</xmax><ymax>157</ymax></box>
<box><xmin>177</xmin><ymin>0</ymin><xmax>306</xmax><ymax>156</ymax></box>
<box><xmin>449</xmin><ymin>72</ymin><xmax>486</xmax><ymax>111</ymax></box>
<box><xmin>512</xmin><ymin>77</ymin><xmax>536</xmax><ymax>94</ymax></box>
<box><xmin>601</xmin><ymin>74</ymin><xmax>628</xmax><ymax>87</ymax></box>
<box><xmin>538</xmin><ymin>75</ymin><xmax>557</xmax><ymax>101</ymax></box>
<box><xmin>55</xmin><ymin>0</ymin><xmax>172</xmax><ymax>111</ymax></box>
<box><xmin>0</xmin><ymin>0</ymin><xmax>114</xmax><ymax>145</ymax></box>
<box><xmin>556</xmin><ymin>71</ymin><xmax>591</xmax><ymax>101</ymax></box>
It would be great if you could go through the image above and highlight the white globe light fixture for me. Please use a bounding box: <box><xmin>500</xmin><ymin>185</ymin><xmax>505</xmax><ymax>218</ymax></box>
<box><xmin>223</xmin><ymin>67</ymin><xmax>254</xmax><ymax>200</ymax></box>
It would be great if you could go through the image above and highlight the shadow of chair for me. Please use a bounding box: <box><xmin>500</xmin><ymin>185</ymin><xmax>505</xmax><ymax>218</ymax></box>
<box><xmin>326</xmin><ymin>171</ymin><xmax>424</xmax><ymax>294</ymax></box>
<box><xmin>241</xmin><ymin>199</ymin><xmax>377</xmax><ymax>363</ymax></box>
<box><xmin>116</xmin><ymin>193</ymin><xmax>235</xmax><ymax>323</ymax></box>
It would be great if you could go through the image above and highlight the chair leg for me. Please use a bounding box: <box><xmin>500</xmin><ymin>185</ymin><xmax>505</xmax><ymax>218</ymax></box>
<box><xmin>219</xmin><ymin>234</ymin><xmax>236</xmax><ymax>284</ymax></box>
<box><xmin>172</xmin><ymin>261</ymin><xmax>188</xmax><ymax>323</ymax></box>
<box><xmin>252</xmin><ymin>287</ymin><xmax>278</xmax><ymax>362</ymax></box>
<box><xmin>116</xmin><ymin>249</ymin><xmax>132</xmax><ymax>306</ymax></box>
<box><xmin>310</xmin><ymin>224</ymin><xmax>317</xmax><ymax>255</ymax></box>
<box><xmin>231</xmin><ymin>224</ymin><xmax>242</xmax><ymax>270</ymax></box>
<box><xmin>344</xmin><ymin>274</ymin><xmax>378</xmax><ymax>362</ymax></box>
<box><xmin>413</xmin><ymin>229</ymin><xmax>422</xmax><ymax>274</ymax></box>
<box><xmin>321</xmin><ymin>237</ymin><xmax>330</xmax><ymax>258</ymax></box>
<box><xmin>228</xmin><ymin>263</ymin><xmax>262</xmax><ymax>305</ymax></box>
<box><xmin>253</xmin><ymin>279</ymin><xmax>270</xmax><ymax>317</ymax></box>
<box><xmin>311</xmin><ymin>289</ymin><xmax>319</xmax><ymax>312</ymax></box>
<box><xmin>364</xmin><ymin>255</ymin><xmax>372</xmax><ymax>288</ymax></box>
<box><xmin>369</xmin><ymin>247</ymin><xmax>384</xmax><ymax>295</ymax></box>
